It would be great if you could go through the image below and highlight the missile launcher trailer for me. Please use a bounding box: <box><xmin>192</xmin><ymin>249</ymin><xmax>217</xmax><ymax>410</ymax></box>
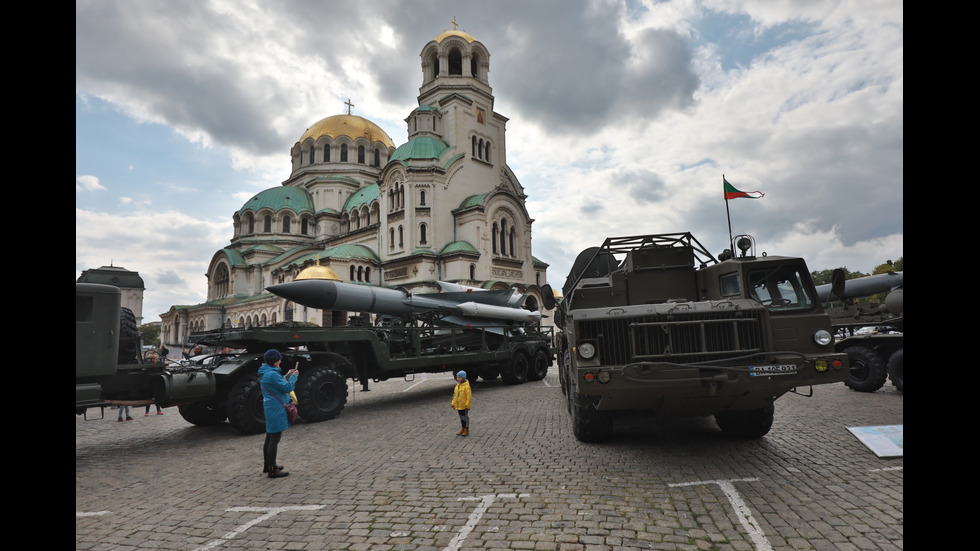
<box><xmin>815</xmin><ymin>270</ymin><xmax>903</xmax><ymax>392</ymax></box>
<box><xmin>75</xmin><ymin>280</ymin><xmax>553</xmax><ymax>435</ymax></box>
<box><xmin>542</xmin><ymin>233</ymin><xmax>850</xmax><ymax>443</ymax></box>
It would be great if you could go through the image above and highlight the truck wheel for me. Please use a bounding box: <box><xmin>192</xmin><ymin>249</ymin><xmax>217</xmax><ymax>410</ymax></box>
<box><xmin>178</xmin><ymin>402</ymin><xmax>227</xmax><ymax>426</ymax></box>
<box><xmin>501</xmin><ymin>351</ymin><xmax>529</xmax><ymax>385</ymax></box>
<box><xmin>226</xmin><ymin>375</ymin><xmax>266</xmax><ymax>435</ymax></box>
<box><xmin>118</xmin><ymin>307</ymin><xmax>141</xmax><ymax>365</ymax></box>
<box><xmin>843</xmin><ymin>346</ymin><xmax>888</xmax><ymax>392</ymax></box>
<box><xmin>887</xmin><ymin>349</ymin><xmax>903</xmax><ymax>392</ymax></box>
<box><xmin>571</xmin><ymin>392</ymin><xmax>613</xmax><ymax>443</ymax></box>
<box><xmin>715</xmin><ymin>404</ymin><xmax>775</xmax><ymax>439</ymax></box>
<box><xmin>295</xmin><ymin>365</ymin><xmax>348</xmax><ymax>422</ymax></box>
<box><xmin>558</xmin><ymin>339</ymin><xmax>570</xmax><ymax>398</ymax></box>
<box><xmin>526</xmin><ymin>349</ymin><xmax>550</xmax><ymax>381</ymax></box>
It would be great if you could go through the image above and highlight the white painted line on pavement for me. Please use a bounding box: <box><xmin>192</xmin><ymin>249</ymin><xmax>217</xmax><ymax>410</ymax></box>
<box><xmin>444</xmin><ymin>493</ymin><xmax>531</xmax><ymax>551</ymax></box>
<box><xmin>76</xmin><ymin>511</ymin><xmax>111</xmax><ymax>517</ymax></box>
<box><xmin>669</xmin><ymin>478</ymin><xmax>772</xmax><ymax>551</ymax></box>
<box><xmin>194</xmin><ymin>505</ymin><xmax>325</xmax><ymax>551</ymax></box>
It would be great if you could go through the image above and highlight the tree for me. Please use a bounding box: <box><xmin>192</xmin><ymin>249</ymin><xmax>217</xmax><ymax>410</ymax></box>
<box><xmin>140</xmin><ymin>324</ymin><xmax>161</xmax><ymax>347</ymax></box>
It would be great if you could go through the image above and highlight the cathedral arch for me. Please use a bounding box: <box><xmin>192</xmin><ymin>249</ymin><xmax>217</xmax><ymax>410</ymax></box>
<box><xmin>448</xmin><ymin>47</ymin><xmax>463</xmax><ymax>75</ymax></box>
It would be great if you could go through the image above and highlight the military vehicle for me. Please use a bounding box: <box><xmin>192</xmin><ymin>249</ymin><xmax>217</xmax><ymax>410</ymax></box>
<box><xmin>542</xmin><ymin>233</ymin><xmax>849</xmax><ymax>443</ymax></box>
<box><xmin>815</xmin><ymin>269</ymin><xmax>903</xmax><ymax>392</ymax></box>
<box><xmin>77</xmin><ymin>280</ymin><xmax>554</xmax><ymax>434</ymax></box>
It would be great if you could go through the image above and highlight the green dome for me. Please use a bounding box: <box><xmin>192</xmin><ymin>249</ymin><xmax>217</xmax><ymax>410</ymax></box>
<box><xmin>390</xmin><ymin>136</ymin><xmax>451</xmax><ymax>162</ymax></box>
<box><xmin>343</xmin><ymin>184</ymin><xmax>380</xmax><ymax>211</ymax></box>
<box><xmin>238</xmin><ymin>186</ymin><xmax>314</xmax><ymax>215</ymax></box>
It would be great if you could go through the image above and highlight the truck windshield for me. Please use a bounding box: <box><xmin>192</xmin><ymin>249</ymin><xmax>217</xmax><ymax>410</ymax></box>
<box><xmin>747</xmin><ymin>266</ymin><xmax>813</xmax><ymax>312</ymax></box>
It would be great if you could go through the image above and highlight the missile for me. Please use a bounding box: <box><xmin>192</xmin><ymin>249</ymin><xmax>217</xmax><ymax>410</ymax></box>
<box><xmin>815</xmin><ymin>271</ymin><xmax>903</xmax><ymax>302</ymax></box>
<box><xmin>266</xmin><ymin>279</ymin><xmax>540</xmax><ymax>333</ymax></box>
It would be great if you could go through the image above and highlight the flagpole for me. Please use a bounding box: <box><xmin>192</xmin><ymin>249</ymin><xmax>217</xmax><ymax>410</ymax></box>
<box><xmin>724</xmin><ymin>174</ymin><xmax>733</xmax><ymax>251</ymax></box>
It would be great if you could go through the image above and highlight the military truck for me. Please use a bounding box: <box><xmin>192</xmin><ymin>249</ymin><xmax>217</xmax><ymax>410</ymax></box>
<box><xmin>542</xmin><ymin>233</ymin><xmax>849</xmax><ymax>443</ymax></box>
<box><xmin>815</xmin><ymin>269</ymin><xmax>903</xmax><ymax>393</ymax></box>
<box><xmin>77</xmin><ymin>281</ymin><xmax>554</xmax><ymax>434</ymax></box>
<box><xmin>76</xmin><ymin>283</ymin><xmax>216</xmax><ymax>416</ymax></box>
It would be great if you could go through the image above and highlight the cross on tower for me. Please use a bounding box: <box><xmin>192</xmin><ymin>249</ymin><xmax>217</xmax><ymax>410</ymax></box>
<box><xmin>451</xmin><ymin>17</ymin><xmax>458</xmax><ymax>30</ymax></box>
<box><xmin>345</xmin><ymin>98</ymin><xmax>354</xmax><ymax>115</ymax></box>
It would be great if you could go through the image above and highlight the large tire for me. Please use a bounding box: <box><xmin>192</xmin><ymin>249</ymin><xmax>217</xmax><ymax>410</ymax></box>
<box><xmin>500</xmin><ymin>351</ymin><xmax>529</xmax><ymax>385</ymax></box>
<box><xmin>571</xmin><ymin>392</ymin><xmax>613</xmax><ymax>443</ymax></box>
<box><xmin>526</xmin><ymin>349</ymin><xmax>550</xmax><ymax>381</ymax></box>
<box><xmin>715</xmin><ymin>404</ymin><xmax>775</xmax><ymax>439</ymax></box>
<box><xmin>118</xmin><ymin>307</ymin><xmax>141</xmax><ymax>365</ymax></box>
<box><xmin>558</xmin><ymin>339</ymin><xmax>570</xmax><ymax>398</ymax></box>
<box><xmin>226</xmin><ymin>375</ymin><xmax>266</xmax><ymax>434</ymax></box>
<box><xmin>887</xmin><ymin>349</ymin><xmax>903</xmax><ymax>392</ymax></box>
<box><xmin>178</xmin><ymin>402</ymin><xmax>228</xmax><ymax>426</ymax></box>
<box><xmin>295</xmin><ymin>365</ymin><xmax>348</xmax><ymax>422</ymax></box>
<box><xmin>843</xmin><ymin>346</ymin><xmax>888</xmax><ymax>392</ymax></box>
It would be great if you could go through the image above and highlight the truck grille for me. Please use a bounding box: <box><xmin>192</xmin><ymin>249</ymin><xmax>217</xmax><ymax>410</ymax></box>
<box><xmin>577</xmin><ymin>310</ymin><xmax>768</xmax><ymax>366</ymax></box>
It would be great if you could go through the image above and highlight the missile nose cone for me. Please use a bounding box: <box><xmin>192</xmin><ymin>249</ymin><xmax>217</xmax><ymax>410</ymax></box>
<box><xmin>267</xmin><ymin>279</ymin><xmax>339</xmax><ymax>310</ymax></box>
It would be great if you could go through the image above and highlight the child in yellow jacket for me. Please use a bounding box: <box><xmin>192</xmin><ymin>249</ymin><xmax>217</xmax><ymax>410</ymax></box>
<box><xmin>451</xmin><ymin>370</ymin><xmax>472</xmax><ymax>436</ymax></box>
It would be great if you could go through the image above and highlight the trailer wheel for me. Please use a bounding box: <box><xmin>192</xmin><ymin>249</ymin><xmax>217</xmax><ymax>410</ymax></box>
<box><xmin>295</xmin><ymin>365</ymin><xmax>348</xmax><ymax>422</ymax></box>
<box><xmin>887</xmin><ymin>349</ymin><xmax>903</xmax><ymax>392</ymax></box>
<box><xmin>178</xmin><ymin>402</ymin><xmax>227</xmax><ymax>426</ymax></box>
<box><xmin>843</xmin><ymin>345</ymin><xmax>888</xmax><ymax>392</ymax></box>
<box><xmin>501</xmin><ymin>351</ymin><xmax>529</xmax><ymax>385</ymax></box>
<box><xmin>526</xmin><ymin>349</ymin><xmax>550</xmax><ymax>381</ymax></box>
<box><xmin>226</xmin><ymin>375</ymin><xmax>266</xmax><ymax>435</ymax></box>
<box><xmin>715</xmin><ymin>404</ymin><xmax>775</xmax><ymax>439</ymax></box>
<box><xmin>571</xmin><ymin>392</ymin><xmax>613</xmax><ymax>443</ymax></box>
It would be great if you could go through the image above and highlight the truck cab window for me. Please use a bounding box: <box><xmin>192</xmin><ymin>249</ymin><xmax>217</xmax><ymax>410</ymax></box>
<box><xmin>748</xmin><ymin>267</ymin><xmax>813</xmax><ymax>311</ymax></box>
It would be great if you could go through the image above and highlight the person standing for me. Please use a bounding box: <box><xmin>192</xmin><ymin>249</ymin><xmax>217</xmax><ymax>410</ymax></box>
<box><xmin>259</xmin><ymin>349</ymin><xmax>298</xmax><ymax>478</ymax></box>
<box><xmin>117</xmin><ymin>405</ymin><xmax>132</xmax><ymax>422</ymax></box>
<box><xmin>450</xmin><ymin>370</ymin><xmax>472</xmax><ymax>436</ymax></box>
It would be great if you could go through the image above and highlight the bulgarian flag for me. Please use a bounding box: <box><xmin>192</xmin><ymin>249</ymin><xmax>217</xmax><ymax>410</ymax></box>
<box><xmin>724</xmin><ymin>177</ymin><xmax>764</xmax><ymax>200</ymax></box>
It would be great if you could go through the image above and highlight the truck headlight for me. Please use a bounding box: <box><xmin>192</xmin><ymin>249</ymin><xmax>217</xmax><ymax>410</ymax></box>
<box><xmin>577</xmin><ymin>342</ymin><xmax>596</xmax><ymax>360</ymax></box>
<box><xmin>813</xmin><ymin>329</ymin><xmax>833</xmax><ymax>346</ymax></box>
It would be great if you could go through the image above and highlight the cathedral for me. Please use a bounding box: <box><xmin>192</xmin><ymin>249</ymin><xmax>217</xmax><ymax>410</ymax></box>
<box><xmin>159</xmin><ymin>27</ymin><xmax>551</xmax><ymax>347</ymax></box>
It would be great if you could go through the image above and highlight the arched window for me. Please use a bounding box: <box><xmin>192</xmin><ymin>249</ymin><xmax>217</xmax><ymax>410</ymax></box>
<box><xmin>471</xmin><ymin>55</ymin><xmax>479</xmax><ymax>77</ymax></box>
<box><xmin>309</xmin><ymin>147</ymin><xmax>315</xmax><ymax>164</ymax></box>
<box><xmin>419</xmin><ymin>223</ymin><xmax>427</xmax><ymax>245</ymax></box>
<box><xmin>365</xmin><ymin>267</ymin><xmax>371</xmax><ymax>282</ymax></box>
<box><xmin>324</xmin><ymin>144</ymin><xmax>330</xmax><ymax>162</ymax></box>
<box><xmin>431</xmin><ymin>53</ymin><xmax>440</xmax><ymax>77</ymax></box>
<box><xmin>509</xmin><ymin>228</ymin><xmax>516</xmax><ymax>256</ymax></box>
<box><xmin>282</xmin><ymin>216</ymin><xmax>291</xmax><ymax>233</ymax></box>
<box><xmin>301</xmin><ymin>218</ymin><xmax>309</xmax><ymax>235</ymax></box>
<box><xmin>398</xmin><ymin>226</ymin><xmax>404</xmax><ymax>247</ymax></box>
<box><xmin>478</xmin><ymin>139</ymin><xmax>484</xmax><ymax>159</ymax></box>
<box><xmin>358</xmin><ymin>146</ymin><xmax>365</xmax><ymax>164</ymax></box>
<box><xmin>470</xmin><ymin>264</ymin><xmax>476</xmax><ymax>280</ymax></box>
<box><xmin>499</xmin><ymin>219</ymin><xmax>507</xmax><ymax>255</ymax></box>
<box><xmin>350</xmin><ymin>266</ymin><xmax>356</xmax><ymax>280</ymax></box>
<box><xmin>357</xmin><ymin>266</ymin><xmax>363</xmax><ymax>281</ymax></box>
<box><xmin>485</xmin><ymin>142</ymin><xmax>491</xmax><ymax>162</ymax></box>
<box><xmin>341</xmin><ymin>144</ymin><xmax>348</xmax><ymax>162</ymax></box>
<box><xmin>264</xmin><ymin>215</ymin><xmax>272</xmax><ymax>233</ymax></box>
<box><xmin>419</xmin><ymin>190</ymin><xmax>426</xmax><ymax>205</ymax></box>
<box><xmin>389</xmin><ymin>228</ymin><xmax>395</xmax><ymax>249</ymax></box>
<box><xmin>248</xmin><ymin>216</ymin><xmax>254</xmax><ymax>234</ymax></box>
<box><xmin>449</xmin><ymin>48</ymin><xmax>462</xmax><ymax>74</ymax></box>
<box><xmin>492</xmin><ymin>223</ymin><xmax>498</xmax><ymax>254</ymax></box>
<box><xmin>472</xmin><ymin>136</ymin><xmax>477</xmax><ymax>157</ymax></box>
<box><xmin>373</xmin><ymin>150</ymin><xmax>380</xmax><ymax>167</ymax></box>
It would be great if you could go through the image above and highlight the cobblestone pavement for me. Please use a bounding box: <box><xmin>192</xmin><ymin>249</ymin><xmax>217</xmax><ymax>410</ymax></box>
<box><xmin>76</xmin><ymin>373</ymin><xmax>903</xmax><ymax>551</ymax></box>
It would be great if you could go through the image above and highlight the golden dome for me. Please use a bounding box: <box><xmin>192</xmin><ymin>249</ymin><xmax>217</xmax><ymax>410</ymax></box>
<box><xmin>434</xmin><ymin>29</ymin><xmax>475</xmax><ymax>43</ymax></box>
<box><xmin>294</xmin><ymin>260</ymin><xmax>341</xmax><ymax>281</ymax></box>
<box><xmin>298</xmin><ymin>114</ymin><xmax>394</xmax><ymax>148</ymax></box>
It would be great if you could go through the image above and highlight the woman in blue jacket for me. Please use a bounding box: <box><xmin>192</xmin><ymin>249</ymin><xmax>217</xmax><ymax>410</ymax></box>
<box><xmin>259</xmin><ymin>349</ymin><xmax>298</xmax><ymax>478</ymax></box>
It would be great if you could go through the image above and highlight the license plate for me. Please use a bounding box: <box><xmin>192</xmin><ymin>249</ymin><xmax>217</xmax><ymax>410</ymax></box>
<box><xmin>748</xmin><ymin>364</ymin><xmax>797</xmax><ymax>376</ymax></box>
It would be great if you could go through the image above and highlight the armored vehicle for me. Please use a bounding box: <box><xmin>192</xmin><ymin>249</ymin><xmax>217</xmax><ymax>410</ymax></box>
<box><xmin>543</xmin><ymin>233</ymin><xmax>849</xmax><ymax>442</ymax></box>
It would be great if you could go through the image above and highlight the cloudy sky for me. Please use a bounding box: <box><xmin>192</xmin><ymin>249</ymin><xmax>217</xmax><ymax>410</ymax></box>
<box><xmin>76</xmin><ymin>0</ymin><xmax>903</xmax><ymax>324</ymax></box>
